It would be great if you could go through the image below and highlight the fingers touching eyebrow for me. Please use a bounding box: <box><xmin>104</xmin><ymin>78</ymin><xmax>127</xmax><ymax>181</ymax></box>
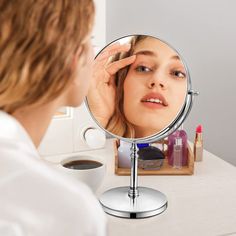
<box><xmin>106</xmin><ymin>55</ymin><xmax>136</xmax><ymax>75</ymax></box>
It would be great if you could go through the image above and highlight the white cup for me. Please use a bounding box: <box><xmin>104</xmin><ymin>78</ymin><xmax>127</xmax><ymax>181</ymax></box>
<box><xmin>57</xmin><ymin>155</ymin><xmax>106</xmax><ymax>192</ymax></box>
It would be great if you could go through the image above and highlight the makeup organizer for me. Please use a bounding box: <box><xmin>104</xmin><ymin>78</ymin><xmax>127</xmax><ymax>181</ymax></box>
<box><xmin>114</xmin><ymin>139</ymin><xmax>194</xmax><ymax>175</ymax></box>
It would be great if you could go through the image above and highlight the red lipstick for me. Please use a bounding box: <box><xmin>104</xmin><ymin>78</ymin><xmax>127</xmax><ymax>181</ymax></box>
<box><xmin>194</xmin><ymin>125</ymin><xmax>203</xmax><ymax>161</ymax></box>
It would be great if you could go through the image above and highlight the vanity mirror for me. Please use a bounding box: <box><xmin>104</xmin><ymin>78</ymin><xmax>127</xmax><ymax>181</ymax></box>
<box><xmin>86</xmin><ymin>35</ymin><xmax>199</xmax><ymax>218</ymax></box>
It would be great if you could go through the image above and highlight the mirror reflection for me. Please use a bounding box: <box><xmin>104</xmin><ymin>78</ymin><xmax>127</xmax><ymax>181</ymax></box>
<box><xmin>87</xmin><ymin>35</ymin><xmax>188</xmax><ymax>139</ymax></box>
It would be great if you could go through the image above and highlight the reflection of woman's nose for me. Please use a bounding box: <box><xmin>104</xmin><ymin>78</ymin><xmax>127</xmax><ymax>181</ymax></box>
<box><xmin>147</xmin><ymin>74</ymin><xmax>167</xmax><ymax>89</ymax></box>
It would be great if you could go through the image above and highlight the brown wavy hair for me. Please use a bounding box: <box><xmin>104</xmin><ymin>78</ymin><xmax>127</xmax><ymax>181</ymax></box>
<box><xmin>106</xmin><ymin>35</ymin><xmax>149</xmax><ymax>138</ymax></box>
<box><xmin>0</xmin><ymin>0</ymin><xmax>94</xmax><ymax>113</ymax></box>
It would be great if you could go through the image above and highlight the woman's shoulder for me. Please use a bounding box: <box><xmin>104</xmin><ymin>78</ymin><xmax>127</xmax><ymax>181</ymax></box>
<box><xmin>0</xmin><ymin>140</ymin><xmax>107</xmax><ymax>236</ymax></box>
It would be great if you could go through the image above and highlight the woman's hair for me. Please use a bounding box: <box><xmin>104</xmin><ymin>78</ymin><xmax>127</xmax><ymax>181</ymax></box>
<box><xmin>106</xmin><ymin>35</ymin><xmax>149</xmax><ymax>138</ymax></box>
<box><xmin>0</xmin><ymin>0</ymin><xmax>94</xmax><ymax>113</ymax></box>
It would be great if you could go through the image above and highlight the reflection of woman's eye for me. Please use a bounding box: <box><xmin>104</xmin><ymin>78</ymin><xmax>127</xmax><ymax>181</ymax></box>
<box><xmin>171</xmin><ymin>70</ymin><xmax>186</xmax><ymax>79</ymax></box>
<box><xmin>135</xmin><ymin>65</ymin><xmax>152</xmax><ymax>73</ymax></box>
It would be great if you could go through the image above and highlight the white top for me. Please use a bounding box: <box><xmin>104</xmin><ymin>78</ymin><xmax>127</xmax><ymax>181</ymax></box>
<box><xmin>0</xmin><ymin>111</ymin><xmax>107</xmax><ymax>236</ymax></box>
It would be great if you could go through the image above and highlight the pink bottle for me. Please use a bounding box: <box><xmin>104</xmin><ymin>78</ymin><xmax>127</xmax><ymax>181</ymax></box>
<box><xmin>167</xmin><ymin>130</ymin><xmax>188</xmax><ymax>166</ymax></box>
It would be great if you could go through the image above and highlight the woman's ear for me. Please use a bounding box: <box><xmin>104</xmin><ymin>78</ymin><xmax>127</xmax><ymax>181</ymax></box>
<box><xmin>73</xmin><ymin>40</ymin><xmax>94</xmax><ymax>70</ymax></box>
<box><xmin>71</xmin><ymin>46</ymin><xmax>85</xmax><ymax>70</ymax></box>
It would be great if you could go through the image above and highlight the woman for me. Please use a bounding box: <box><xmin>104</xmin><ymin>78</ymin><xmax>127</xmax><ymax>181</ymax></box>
<box><xmin>88</xmin><ymin>35</ymin><xmax>187</xmax><ymax>138</ymax></box>
<box><xmin>0</xmin><ymin>0</ymin><xmax>106</xmax><ymax>235</ymax></box>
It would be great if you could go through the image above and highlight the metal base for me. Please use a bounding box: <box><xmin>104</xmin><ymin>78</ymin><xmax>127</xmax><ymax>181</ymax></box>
<box><xmin>99</xmin><ymin>186</ymin><xmax>168</xmax><ymax>219</ymax></box>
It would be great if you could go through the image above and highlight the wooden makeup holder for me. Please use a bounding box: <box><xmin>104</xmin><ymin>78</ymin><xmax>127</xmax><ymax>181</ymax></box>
<box><xmin>114</xmin><ymin>139</ymin><xmax>194</xmax><ymax>175</ymax></box>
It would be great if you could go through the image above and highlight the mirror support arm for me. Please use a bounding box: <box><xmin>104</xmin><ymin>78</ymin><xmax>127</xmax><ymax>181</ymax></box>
<box><xmin>128</xmin><ymin>143</ymin><xmax>139</xmax><ymax>198</ymax></box>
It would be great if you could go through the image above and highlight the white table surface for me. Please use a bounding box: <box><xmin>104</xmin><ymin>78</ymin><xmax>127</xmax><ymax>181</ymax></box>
<box><xmin>45</xmin><ymin>139</ymin><xmax>236</xmax><ymax>236</ymax></box>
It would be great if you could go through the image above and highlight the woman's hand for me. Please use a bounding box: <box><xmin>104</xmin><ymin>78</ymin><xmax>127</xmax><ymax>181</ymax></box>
<box><xmin>87</xmin><ymin>43</ymin><xmax>136</xmax><ymax>128</ymax></box>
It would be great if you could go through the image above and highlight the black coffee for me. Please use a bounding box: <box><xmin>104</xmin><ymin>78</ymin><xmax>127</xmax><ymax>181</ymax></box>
<box><xmin>63</xmin><ymin>160</ymin><xmax>103</xmax><ymax>170</ymax></box>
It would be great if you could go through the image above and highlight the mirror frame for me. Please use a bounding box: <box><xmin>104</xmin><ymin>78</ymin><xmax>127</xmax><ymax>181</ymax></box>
<box><xmin>85</xmin><ymin>35</ymin><xmax>198</xmax><ymax>143</ymax></box>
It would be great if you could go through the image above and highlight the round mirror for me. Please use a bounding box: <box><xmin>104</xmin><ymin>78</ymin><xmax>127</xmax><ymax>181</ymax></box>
<box><xmin>87</xmin><ymin>35</ymin><xmax>194</xmax><ymax>143</ymax></box>
<box><xmin>86</xmin><ymin>35</ymin><xmax>198</xmax><ymax>219</ymax></box>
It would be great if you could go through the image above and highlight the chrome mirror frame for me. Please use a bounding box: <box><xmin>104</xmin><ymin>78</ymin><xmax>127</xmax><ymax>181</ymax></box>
<box><xmin>85</xmin><ymin>35</ymin><xmax>199</xmax><ymax>219</ymax></box>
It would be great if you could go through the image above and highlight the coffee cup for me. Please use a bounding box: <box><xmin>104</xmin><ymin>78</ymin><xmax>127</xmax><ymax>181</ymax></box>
<box><xmin>57</xmin><ymin>155</ymin><xmax>106</xmax><ymax>192</ymax></box>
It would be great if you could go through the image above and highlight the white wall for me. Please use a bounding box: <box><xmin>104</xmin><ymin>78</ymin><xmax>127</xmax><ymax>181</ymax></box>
<box><xmin>106</xmin><ymin>0</ymin><xmax>236</xmax><ymax>166</ymax></box>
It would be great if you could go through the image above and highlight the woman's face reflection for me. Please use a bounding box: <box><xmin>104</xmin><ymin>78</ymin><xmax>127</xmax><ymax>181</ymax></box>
<box><xmin>123</xmin><ymin>37</ymin><xmax>187</xmax><ymax>138</ymax></box>
<box><xmin>88</xmin><ymin>35</ymin><xmax>187</xmax><ymax>139</ymax></box>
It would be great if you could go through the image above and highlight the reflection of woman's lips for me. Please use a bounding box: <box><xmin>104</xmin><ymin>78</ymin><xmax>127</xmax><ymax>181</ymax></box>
<box><xmin>141</xmin><ymin>102</ymin><xmax>166</xmax><ymax>109</ymax></box>
<box><xmin>140</xmin><ymin>92</ymin><xmax>168</xmax><ymax>109</ymax></box>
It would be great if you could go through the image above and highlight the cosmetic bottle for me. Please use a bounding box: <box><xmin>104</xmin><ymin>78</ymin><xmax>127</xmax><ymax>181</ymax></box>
<box><xmin>173</xmin><ymin>137</ymin><xmax>183</xmax><ymax>169</ymax></box>
<box><xmin>194</xmin><ymin>125</ymin><xmax>203</xmax><ymax>161</ymax></box>
<box><xmin>167</xmin><ymin>129</ymin><xmax>188</xmax><ymax>166</ymax></box>
<box><xmin>117</xmin><ymin>140</ymin><xmax>131</xmax><ymax>168</ymax></box>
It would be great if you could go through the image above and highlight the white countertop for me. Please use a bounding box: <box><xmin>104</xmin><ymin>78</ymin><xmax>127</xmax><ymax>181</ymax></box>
<box><xmin>45</xmin><ymin>139</ymin><xmax>236</xmax><ymax>236</ymax></box>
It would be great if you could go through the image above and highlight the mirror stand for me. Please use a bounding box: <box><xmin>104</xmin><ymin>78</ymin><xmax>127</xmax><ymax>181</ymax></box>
<box><xmin>99</xmin><ymin>142</ymin><xmax>168</xmax><ymax>219</ymax></box>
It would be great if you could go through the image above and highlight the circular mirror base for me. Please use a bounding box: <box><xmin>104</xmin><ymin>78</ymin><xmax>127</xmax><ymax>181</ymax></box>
<box><xmin>99</xmin><ymin>186</ymin><xmax>168</xmax><ymax>219</ymax></box>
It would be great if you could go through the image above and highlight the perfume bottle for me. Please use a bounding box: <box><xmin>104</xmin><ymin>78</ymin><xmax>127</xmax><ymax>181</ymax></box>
<box><xmin>167</xmin><ymin>129</ymin><xmax>188</xmax><ymax>166</ymax></box>
<box><xmin>173</xmin><ymin>137</ymin><xmax>183</xmax><ymax>169</ymax></box>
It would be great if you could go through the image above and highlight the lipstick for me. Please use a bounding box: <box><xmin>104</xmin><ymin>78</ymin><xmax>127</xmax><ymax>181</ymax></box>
<box><xmin>194</xmin><ymin>125</ymin><xmax>203</xmax><ymax>161</ymax></box>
